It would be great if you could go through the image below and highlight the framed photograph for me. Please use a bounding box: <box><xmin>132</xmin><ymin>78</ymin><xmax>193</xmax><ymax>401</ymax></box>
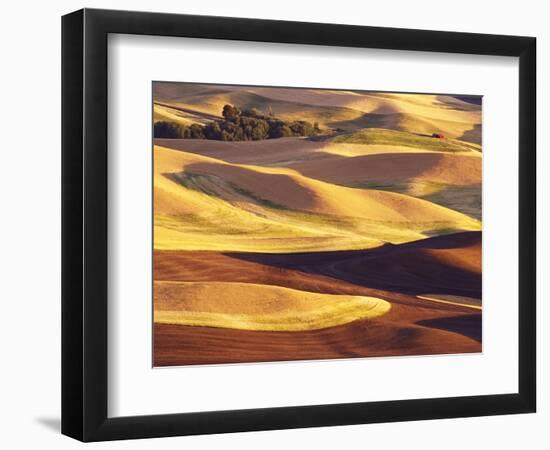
<box><xmin>62</xmin><ymin>8</ymin><xmax>536</xmax><ymax>441</ymax></box>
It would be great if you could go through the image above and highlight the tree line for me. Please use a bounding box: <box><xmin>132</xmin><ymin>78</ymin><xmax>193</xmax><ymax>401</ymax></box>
<box><xmin>154</xmin><ymin>104</ymin><xmax>320</xmax><ymax>141</ymax></box>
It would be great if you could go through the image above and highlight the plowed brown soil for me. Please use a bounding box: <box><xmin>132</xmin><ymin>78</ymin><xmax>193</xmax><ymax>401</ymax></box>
<box><xmin>154</xmin><ymin>232</ymin><xmax>481</xmax><ymax>366</ymax></box>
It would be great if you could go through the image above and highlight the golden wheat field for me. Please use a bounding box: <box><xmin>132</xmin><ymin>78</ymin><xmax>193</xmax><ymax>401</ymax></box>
<box><xmin>152</xmin><ymin>82</ymin><xmax>482</xmax><ymax>366</ymax></box>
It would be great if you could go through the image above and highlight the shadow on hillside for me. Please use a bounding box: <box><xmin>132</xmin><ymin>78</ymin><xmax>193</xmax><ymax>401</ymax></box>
<box><xmin>417</xmin><ymin>314</ymin><xmax>482</xmax><ymax>342</ymax></box>
<box><xmin>459</xmin><ymin>124</ymin><xmax>482</xmax><ymax>146</ymax></box>
<box><xmin>226</xmin><ymin>231</ymin><xmax>482</xmax><ymax>298</ymax></box>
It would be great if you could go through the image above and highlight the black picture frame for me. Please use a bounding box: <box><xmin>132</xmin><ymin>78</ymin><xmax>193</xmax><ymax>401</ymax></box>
<box><xmin>62</xmin><ymin>8</ymin><xmax>536</xmax><ymax>442</ymax></box>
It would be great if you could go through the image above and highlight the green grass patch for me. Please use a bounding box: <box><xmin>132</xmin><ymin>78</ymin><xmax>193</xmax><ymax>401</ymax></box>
<box><xmin>333</xmin><ymin>128</ymin><xmax>481</xmax><ymax>153</ymax></box>
<box><xmin>351</xmin><ymin>180</ymin><xmax>481</xmax><ymax>221</ymax></box>
<box><xmin>227</xmin><ymin>182</ymin><xmax>288</xmax><ymax>210</ymax></box>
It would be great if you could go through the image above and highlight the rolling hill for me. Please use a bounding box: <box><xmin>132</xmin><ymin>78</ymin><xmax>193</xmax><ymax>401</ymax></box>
<box><xmin>154</xmin><ymin>144</ymin><xmax>480</xmax><ymax>252</ymax></box>
<box><xmin>152</xmin><ymin>83</ymin><xmax>483</xmax><ymax>367</ymax></box>
<box><xmin>154</xmin><ymin>281</ymin><xmax>391</xmax><ymax>331</ymax></box>
<box><xmin>153</xmin><ymin>83</ymin><xmax>482</xmax><ymax>142</ymax></box>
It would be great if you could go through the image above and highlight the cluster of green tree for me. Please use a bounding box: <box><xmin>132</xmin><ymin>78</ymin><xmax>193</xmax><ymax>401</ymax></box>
<box><xmin>154</xmin><ymin>104</ymin><xmax>320</xmax><ymax>141</ymax></box>
<box><xmin>152</xmin><ymin>121</ymin><xmax>205</xmax><ymax>139</ymax></box>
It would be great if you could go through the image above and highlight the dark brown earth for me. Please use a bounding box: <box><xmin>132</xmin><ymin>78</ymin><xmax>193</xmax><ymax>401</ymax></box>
<box><xmin>154</xmin><ymin>231</ymin><xmax>482</xmax><ymax>366</ymax></box>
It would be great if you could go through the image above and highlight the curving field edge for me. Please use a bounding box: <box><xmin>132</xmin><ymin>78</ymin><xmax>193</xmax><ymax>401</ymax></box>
<box><xmin>154</xmin><ymin>281</ymin><xmax>391</xmax><ymax>331</ymax></box>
